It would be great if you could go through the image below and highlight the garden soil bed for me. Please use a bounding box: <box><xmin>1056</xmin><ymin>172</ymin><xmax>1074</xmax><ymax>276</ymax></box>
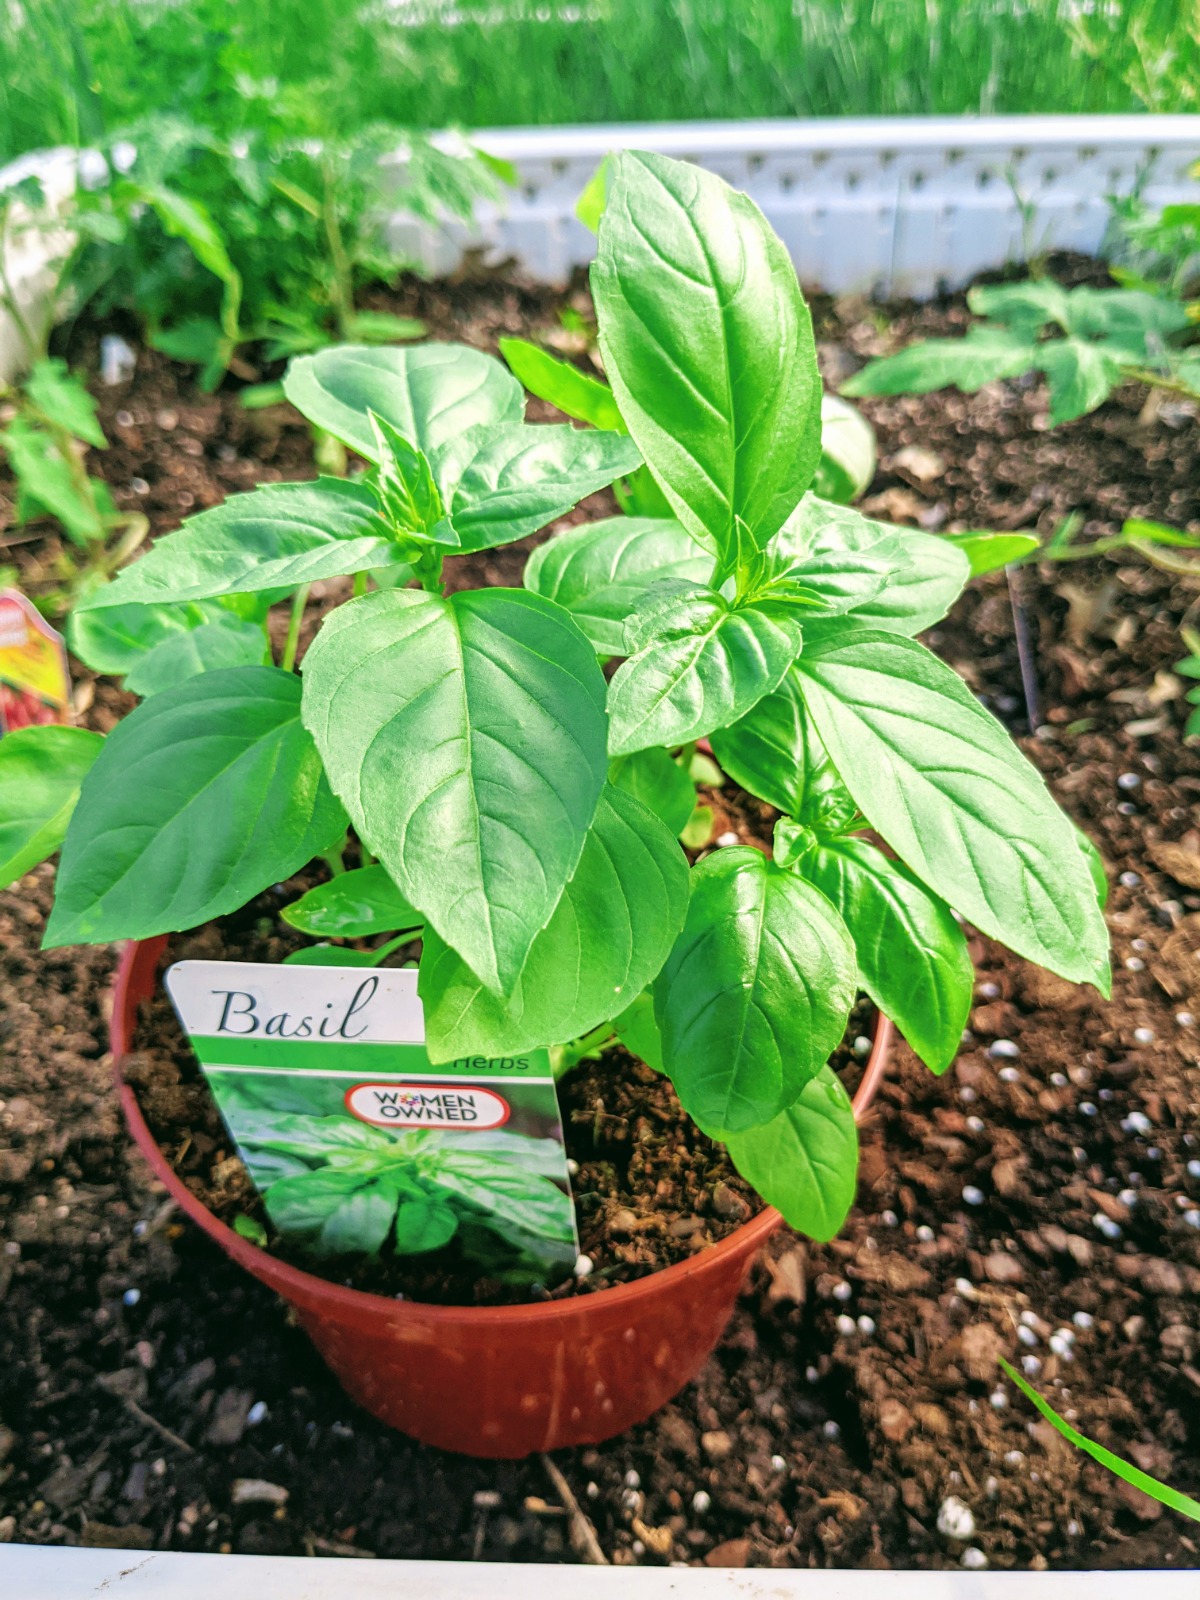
<box><xmin>2</xmin><ymin>260</ymin><xmax>1199</xmax><ymax>1570</ymax></box>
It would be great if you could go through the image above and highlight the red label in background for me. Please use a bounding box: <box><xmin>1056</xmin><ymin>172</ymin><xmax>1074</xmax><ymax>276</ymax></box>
<box><xmin>0</xmin><ymin>589</ymin><xmax>71</xmax><ymax>736</ymax></box>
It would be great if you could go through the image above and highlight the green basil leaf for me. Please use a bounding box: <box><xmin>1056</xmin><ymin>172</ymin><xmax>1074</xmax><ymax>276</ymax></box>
<box><xmin>724</xmin><ymin>1065</ymin><xmax>858</xmax><ymax>1241</ymax></box>
<box><xmin>283</xmin><ymin>342</ymin><xmax>523</xmax><ymax>462</ymax></box>
<box><xmin>842</xmin><ymin>324</ymin><xmax>1037</xmax><ymax>398</ymax></box>
<box><xmin>0</xmin><ymin>726</ymin><xmax>104</xmax><ymax>890</ymax></box>
<box><xmin>431</xmin><ymin>1146</ymin><xmax>576</xmax><ymax>1250</ymax></box>
<box><xmin>238</xmin><ymin>1110</ymin><xmax>395</xmax><ymax>1160</ymax></box>
<box><xmin>709</xmin><ymin>669</ymin><xmax>855</xmax><ymax>830</ymax></box>
<box><xmin>498</xmin><ymin>337</ymin><xmax>626</xmax><ymax>431</ymax></box>
<box><xmin>394</xmin><ymin>1199</ymin><xmax>458</xmax><ymax>1254</ymax></box>
<box><xmin>419</xmin><ymin>784</ymin><xmax>688</xmax><ymax>1059</ymax></box>
<box><xmin>655</xmin><ymin>847</ymin><xmax>856</xmax><ymax>1136</ymax></box>
<box><xmin>944</xmin><ymin>531</ymin><xmax>1040</xmax><ymax>576</ymax></box>
<box><xmin>523</xmin><ymin>515</ymin><xmax>710</xmax><ymax>655</ymax></box>
<box><xmin>1076</xmin><ymin>825</ymin><xmax>1108</xmax><ymax>910</ymax></box>
<box><xmin>825</xmin><ymin>529</ymin><xmax>970</xmax><ymax>636</ymax></box>
<box><xmin>608</xmin><ymin>747</ymin><xmax>696</xmax><ymax>835</ymax></box>
<box><xmin>45</xmin><ymin>667</ymin><xmax>346</xmax><ymax>947</ymax></box>
<box><xmin>814</xmin><ymin>394</ymin><xmax>876</xmax><ymax>504</ymax></box>
<box><xmin>804</xmin><ymin>836</ymin><xmax>973</xmax><ymax>1074</ymax></box>
<box><xmin>69</xmin><ymin>596</ymin><xmax>247</xmax><ymax>674</ymax></box>
<box><xmin>612</xmin><ymin>989</ymin><xmax>663</xmax><ymax>1072</ymax></box>
<box><xmin>122</xmin><ymin>616</ymin><xmax>267</xmax><ymax>698</ymax></box>
<box><xmin>265</xmin><ymin>1169</ymin><xmax>398</xmax><ymax>1257</ymax></box>
<box><xmin>1060</xmin><ymin>284</ymin><xmax>1191</xmax><ymax>342</ymax></box>
<box><xmin>74</xmin><ymin>479</ymin><xmax>401</xmax><ymax>609</ymax></box>
<box><xmin>282</xmin><ymin>865</ymin><xmax>422</xmax><ymax>939</ymax></box>
<box><xmin>966</xmin><ymin>280</ymin><xmax>1071</xmax><ymax>333</ymax></box>
<box><xmin>607</xmin><ymin>590</ymin><xmax>804</xmax><ymax>756</ymax></box>
<box><xmin>302</xmin><ymin>587</ymin><xmax>607</xmax><ymax>995</ymax></box>
<box><xmin>762</xmin><ymin>498</ymin><xmax>912</xmax><ymax>616</ymax></box>
<box><xmin>795</xmin><ymin>631</ymin><xmax>1110</xmax><ymax>992</ymax></box>
<box><xmin>433</xmin><ymin>422</ymin><xmax>641</xmax><ymax>553</ymax></box>
<box><xmin>25</xmin><ymin>358</ymin><xmax>107</xmax><ymax>449</ymax></box>
<box><xmin>593</xmin><ymin>150</ymin><xmax>821</xmax><ymax>558</ymax></box>
<box><xmin>282</xmin><ymin>944</ymin><xmax>380</xmax><ymax>966</ymax></box>
<box><xmin>368</xmin><ymin>409</ymin><xmax>449</xmax><ymax>541</ymax></box>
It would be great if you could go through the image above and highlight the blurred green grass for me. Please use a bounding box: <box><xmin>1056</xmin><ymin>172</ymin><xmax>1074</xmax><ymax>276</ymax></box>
<box><xmin>2</xmin><ymin>0</ymin><xmax>1195</xmax><ymax>164</ymax></box>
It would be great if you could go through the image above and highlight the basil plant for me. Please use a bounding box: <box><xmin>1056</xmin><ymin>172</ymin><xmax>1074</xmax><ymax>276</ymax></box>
<box><xmin>3</xmin><ymin>151</ymin><xmax>1109</xmax><ymax>1246</ymax></box>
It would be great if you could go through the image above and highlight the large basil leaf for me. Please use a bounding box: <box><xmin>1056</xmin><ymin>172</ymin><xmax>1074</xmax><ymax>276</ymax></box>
<box><xmin>592</xmin><ymin>150</ymin><xmax>821</xmax><ymax>558</ymax></box>
<box><xmin>804</xmin><ymin>836</ymin><xmax>973</xmax><ymax>1074</ymax></box>
<box><xmin>609</xmin><ymin>747</ymin><xmax>696</xmax><ymax>835</ymax></box>
<box><xmin>724</xmin><ymin>1065</ymin><xmax>858</xmax><ymax>1241</ymax></box>
<box><xmin>795</xmin><ymin>631</ymin><xmax>1110</xmax><ymax>991</ymax></box>
<box><xmin>0</xmin><ymin>726</ymin><xmax>103</xmax><ymax>890</ymax></box>
<box><xmin>761</xmin><ymin>498</ymin><xmax>911</xmax><ymax>616</ymax></box>
<box><xmin>123</xmin><ymin>616</ymin><xmax>267</xmax><ymax>697</ymax></box>
<box><xmin>394</xmin><ymin>1200</ymin><xmax>458</xmax><ymax>1254</ymax></box>
<box><xmin>44</xmin><ymin>667</ymin><xmax>347</xmax><ymax>947</ymax></box>
<box><xmin>523</xmin><ymin>515</ymin><xmax>710</xmax><ymax>655</ymax></box>
<box><xmin>419</xmin><ymin>785</ymin><xmax>688</xmax><ymax>1060</ymax></box>
<box><xmin>498</xmin><ymin>337</ymin><xmax>625</xmax><ymax>432</ymax></box>
<box><xmin>655</xmin><ymin>847</ymin><xmax>856</xmax><ymax>1137</ymax></box>
<box><xmin>607</xmin><ymin>589</ymin><xmax>803</xmax><ymax>756</ymax></box>
<box><xmin>283</xmin><ymin>343</ymin><xmax>523</xmax><ymax>462</ymax></box>
<box><xmin>301</xmin><ymin>587</ymin><xmax>608</xmax><ymax>995</ymax></box>
<box><xmin>430</xmin><ymin>1146</ymin><xmax>576</xmax><ymax>1247</ymax></box>
<box><xmin>282</xmin><ymin>865</ymin><xmax>423</xmax><ymax>939</ymax></box>
<box><xmin>74</xmin><ymin>480</ymin><xmax>403</xmax><ymax>610</ymax></box>
<box><xmin>432</xmin><ymin>422</ymin><xmax>641</xmax><ymax>553</ymax></box>
<box><xmin>709</xmin><ymin>669</ymin><xmax>854</xmax><ymax>830</ymax></box>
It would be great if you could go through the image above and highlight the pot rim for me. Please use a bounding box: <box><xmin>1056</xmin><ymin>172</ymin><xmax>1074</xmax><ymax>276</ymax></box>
<box><xmin>112</xmin><ymin>936</ymin><xmax>894</xmax><ymax>1328</ymax></box>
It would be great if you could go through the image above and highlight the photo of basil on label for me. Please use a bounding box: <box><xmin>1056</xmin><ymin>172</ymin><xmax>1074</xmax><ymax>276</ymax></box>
<box><xmin>165</xmin><ymin>961</ymin><xmax>580</xmax><ymax>1284</ymax></box>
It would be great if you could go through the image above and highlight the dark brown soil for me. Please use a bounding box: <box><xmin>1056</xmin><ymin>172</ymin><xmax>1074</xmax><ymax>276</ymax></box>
<box><xmin>1</xmin><ymin>261</ymin><xmax>1199</xmax><ymax>1569</ymax></box>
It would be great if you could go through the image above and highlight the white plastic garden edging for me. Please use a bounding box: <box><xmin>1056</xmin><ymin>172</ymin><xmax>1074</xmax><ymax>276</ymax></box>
<box><xmin>2</xmin><ymin>1547</ymin><xmax>1198</xmax><ymax>1595</ymax></box>
<box><xmin>0</xmin><ymin>147</ymin><xmax>76</xmax><ymax>384</ymax></box>
<box><xmin>382</xmin><ymin>114</ymin><xmax>1200</xmax><ymax>294</ymax></box>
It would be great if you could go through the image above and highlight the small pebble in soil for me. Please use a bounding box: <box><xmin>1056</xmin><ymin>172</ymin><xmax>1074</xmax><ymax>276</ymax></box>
<box><xmin>961</xmin><ymin>1549</ymin><xmax>989</xmax><ymax>1571</ymax></box>
<box><xmin>1187</xmin><ymin>1160</ymin><xmax>1200</xmax><ymax>1179</ymax></box>
<box><xmin>997</xmin><ymin>1066</ymin><xmax>1020</xmax><ymax>1084</ymax></box>
<box><xmin>247</xmin><ymin>1401</ymin><xmax>268</xmax><ymax>1426</ymax></box>
<box><xmin>1079</xmin><ymin>1102</ymin><xmax>1098</xmax><ymax>1117</ymax></box>
<box><xmin>1073</xmin><ymin>1311</ymin><xmax>1094</xmax><ymax>1330</ymax></box>
<box><xmin>1119</xmin><ymin>870</ymin><xmax>1141</xmax><ymax>887</ymax></box>
<box><xmin>1051</xmin><ymin>1072</ymin><xmax>1068</xmax><ymax>1086</ymax></box>
<box><xmin>853</xmin><ymin>1035</ymin><xmax>872</xmax><ymax>1058</ymax></box>
<box><xmin>1133</xmin><ymin>1026</ymin><xmax>1155</xmax><ymax>1045</ymax></box>
<box><xmin>1067</xmin><ymin>1520</ymin><xmax>1082</xmax><ymax>1537</ymax></box>
<box><xmin>959</xmin><ymin>1086</ymin><xmax>978</xmax><ymax>1103</ymax></box>
<box><xmin>1021</xmin><ymin>1355</ymin><xmax>1042</xmax><ymax>1377</ymax></box>
<box><xmin>1117</xmin><ymin>773</ymin><xmax>1141</xmax><ymax>791</ymax></box>
<box><xmin>880</xmin><ymin>1209</ymin><xmax>898</xmax><ymax>1226</ymax></box>
<box><xmin>122</xmin><ymin>1288</ymin><xmax>141</xmax><ymax>1307</ymax></box>
<box><xmin>966</xmin><ymin>1115</ymin><xmax>985</xmax><ymax>1132</ymax></box>
<box><xmin>836</xmin><ymin>1315</ymin><xmax>856</xmax><ymax>1336</ymax></box>
<box><xmin>1122</xmin><ymin>1111</ymin><xmax>1153</xmax><ymax>1134</ymax></box>
<box><xmin>574</xmin><ymin>1254</ymin><xmax>594</xmax><ymax>1279</ymax></box>
<box><xmin>1048</xmin><ymin>1334</ymin><xmax>1074</xmax><ymax>1359</ymax></box>
<box><xmin>566</xmin><ymin>1159</ymin><xmax>579</xmax><ymax>1176</ymax></box>
<box><xmin>1117</xmin><ymin>801</ymin><xmax>1137</xmax><ymax>816</ymax></box>
<box><xmin>771</xmin><ymin>1455</ymin><xmax>787</xmax><ymax>1472</ymax></box>
<box><xmin>1099</xmin><ymin>1088</ymin><xmax>1114</xmax><ymax>1101</ymax></box>
<box><xmin>473</xmin><ymin>1490</ymin><xmax>502</xmax><ymax>1509</ymax></box>
<box><xmin>1177</xmin><ymin>1012</ymin><xmax>1195</xmax><ymax>1027</ymax></box>
<box><xmin>1125</xmin><ymin>957</ymin><xmax>1145</xmax><ymax>971</ymax></box>
<box><xmin>988</xmin><ymin>1040</ymin><xmax>1020</xmax><ymax>1060</ymax></box>
<box><xmin>977</xmin><ymin>981</ymin><xmax>1000</xmax><ymax>999</ymax></box>
<box><xmin>691</xmin><ymin>1491</ymin><xmax>711</xmax><ymax>1514</ymax></box>
<box><xmin>1004</xmin><ymin>1451</ymin><xmax>1025</xmax><ymax>1467</ymax></box>
<box><xmin>955</xmin><ymin>1278</ymin><xmax>977</xmax><ymax>1299</ymax></box>
<box><xmin>716</xmin><ymin>831</ymin><xmax>738</xmax><ymax>847</ymax></box>
<box><xmin>989</xmin><ymin>1390</ymin><xmax>1008</xmax><ymax>1409</ymax></box>
<box><xmin>832</xmin><ymin>1281</ymin><xmax>852</xmax><ymax>1302</ymax></box>
<box><xmin>1184</xmin><ymin>1210</ymin><xmax>1200</xmax><ymax>1230</ymax></box>
<box><xmin>131</xmin><ymin>476</ymin><xmax>150</xmax><ymax>495</ymax></box>
<box><xmin>1118</xmin><ymin>1188</ymin><xmax>1138</xmax><ymax>1208</ymax></box>
<box><xmin>857</xmin><ymin>1315</ymin><xmax>876</xmax><ymax>1336</ymax></box>
<box><xmin>937</xmin><ymin>1497</ymin><xmax>976</xmax><ymax>1540</ymax></box>
<box><xmin>917</xmin><ymin>1225</ymin><xmax>935</xmax><ymax>1242</ymax></box>
<box><xmin>586</xmin><ymin>1482</ymin><xmax>599</xmax><ymax>1501</ymax></box>
<box><xmin>1093</xmin><ymin>1213</ymin><xmax>1122</xmax><ymax>1241</ymax></box>
<box><xmin>961</xmin><ymin>1185</ymin><xmax>984</xmax><ymax>1206</ymax></box>
<box><xmin>624</xmin><ymin>1470</ymin><xmax>640</xmax><ymax>1489</ymax></box>
<box><xmin>822</xmin><ymin>1421</ymin><xmax>841</xmax><ymax>1439</ymax></box>
<box><xmin>805</xmin><ymin>1366</ymin><xmax>820</xmax><ymax>1383</ymax></box>
<box><xmin>1017</xmin><ymin>1326</ymin><xmax>1038</xmax><ymax>1348</ymax></box>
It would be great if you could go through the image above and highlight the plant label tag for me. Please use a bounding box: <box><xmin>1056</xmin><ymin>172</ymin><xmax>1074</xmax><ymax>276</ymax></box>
<box><xmin>165</xmin><ymin>960</ymin><xmax>580</xmax><ymax>1285</ymax></box>
<box><xmin>0</xmin><ymin>589</ymin><xmax>71</xmax><ymax>735</ymax></box>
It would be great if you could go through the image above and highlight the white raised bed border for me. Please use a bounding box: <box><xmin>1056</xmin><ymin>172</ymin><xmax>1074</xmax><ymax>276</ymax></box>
<box><xmin>384</xmin><ymin>113</ymin><xmax>1200</xmax><ymax>295</ymax></box>
<box><xmin>2</xmin><ymin>1547</ymin><xmax>1198</xmax><ymax>1595</ymax></box>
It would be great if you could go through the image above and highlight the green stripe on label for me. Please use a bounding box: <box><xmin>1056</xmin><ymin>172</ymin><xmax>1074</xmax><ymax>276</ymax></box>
<box><xmin>189</xmin><ymin>1034</ymin><xmax>552</xmax><ymax>1078</ymax></box>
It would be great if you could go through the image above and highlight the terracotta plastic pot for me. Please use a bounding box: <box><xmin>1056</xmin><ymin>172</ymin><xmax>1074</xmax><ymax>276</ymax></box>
<box><xmin>112</xmin><ymin>935</ymin><xmax>893</xmax><ymax>1459</ymax></box>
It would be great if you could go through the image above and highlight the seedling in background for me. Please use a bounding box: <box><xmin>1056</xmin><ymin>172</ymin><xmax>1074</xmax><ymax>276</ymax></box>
<box><xmin>6</xmin><ymin>152</ymin><xmax>1109</xmax><ymax>1251</ymax></box>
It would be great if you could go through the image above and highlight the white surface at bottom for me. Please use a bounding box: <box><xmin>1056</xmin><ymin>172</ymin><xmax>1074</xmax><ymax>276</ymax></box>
<box><xmin>0</xmin><ymin>1547</ymin><xmax>1197</xmax><ymax>1597</ymax></box>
